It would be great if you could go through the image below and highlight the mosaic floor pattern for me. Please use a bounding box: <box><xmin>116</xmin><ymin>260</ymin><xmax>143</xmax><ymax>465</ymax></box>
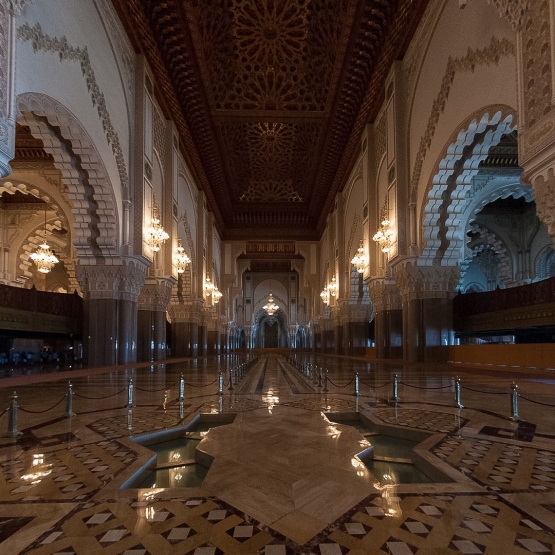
<box><xmin>1</xmin><ymin>354</ymin><xmax>555</xmax><ymax>554</ymax></box>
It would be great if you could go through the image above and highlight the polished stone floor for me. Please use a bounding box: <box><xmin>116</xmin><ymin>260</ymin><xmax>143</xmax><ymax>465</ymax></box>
<box><xmin>0</xmin><ymin>353</ymin><xmax>554</xmax><ymax>554</ymax></box>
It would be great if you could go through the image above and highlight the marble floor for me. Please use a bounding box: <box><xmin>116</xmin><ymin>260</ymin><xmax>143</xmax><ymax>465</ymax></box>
<box><xmin>0</xmin><ymin>353</ymin><xmax>554</xmax><ymax>554</ymax></box>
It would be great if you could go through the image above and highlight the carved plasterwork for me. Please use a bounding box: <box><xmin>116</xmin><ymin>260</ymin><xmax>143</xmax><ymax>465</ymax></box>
<box><xmin>167</xmin><ymin>299</ymin><xmax>203</xmax><ymax>324</ymax></box>
<box><xmin>403</xmin><ymin>0</ymin><xmax>445</xmax><ymax>111</ymax></box>
<box><xmin>338</xmin><ymin>301</ymin><xmax>373</xmax><ymax>325</ymax></box>
<box><xmin>521</xmin><ymin>1</ymin><xmax>551</xmax><ymax>130</ymax></box>
<box><xmin>93</xmin><ymin>0</ymin><xmax>135</xmax><ymax>105</ymax></box>
<box><xmin>3</xmin><ymin>0</ymin><xmax>34</xmax><ymax>16</ymax></box>
<box><xmin>76</xmin><ymin>260</ymin><xmax>147</xmax><ymax>301</ymax></box>
<box><xmin>486</xmin><ymin>0</ymin><xmax>530</xmax><ymax>32</ymax></box>
<box><xmin>367</xmin><ymin>278</ymin><xmax>401</xmax><ymax>312</ymax></box>
<box><xmin>410</xmin><ymin>37</ymin><xmax>516</xmax><ymax>198</ymax></box>
<box><xmin>153</xmin><ymin>104</ymin><xmax>166</xmax><ymax>163</ymax></box>
<box><xmin>138</xmin><ymin>278</ymin><xmax>174</xmax><ymax>311</ymax></box>
<box><xmin>17</xmin><ymin>93</ymin><xmax>120</xmax><ymax>259</ymax></box>
<box><xmin>421</xmin><ymin>107</ymin><xmax>516</xmax><ymax>266</ymax></box>
<box><xmin>17</xmin><ymin>23</ymin><xmax>129</xmax><ymax>191</ymax></box>
<box><xmin>392</xmin><ymin>260</ymin><xmax>459</xmax><ymax>301</ymax></box>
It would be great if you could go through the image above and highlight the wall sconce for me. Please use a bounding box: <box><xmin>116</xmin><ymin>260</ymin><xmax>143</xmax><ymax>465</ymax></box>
<box><xmin>30</xmin><ymin>205</ymin><xmax>59</xmax><ymax>274</ymax></box>
<box><xmin>145</xmin><ymin>201</ymin><xmax>169</xmax><ymax>252</ymax></box>
<box><xmin>263</xmin><ymin>292</ymin><xmax>279</xmax><ymax>315</ymax></box>
<box><xmin>373</xmin><ymin>200</ymin><xmax>394</xmax><ymax>253</ymax></box>
<box><xmin>175</xmin><ymin>239</ymin><xmax>190</xmax><ymax>273</ymax></box>
<box><xmin>328</xmin><ymin>275</ymin><xmax>338</xmax><ymax>297</ymax></box>
<box><xmin>320</xmin><ymin>286</ymin><xmax>330</xmax><ymax>305</ymax></box>
<box><xmin>351</xmin><ymin>241</ymin><xmax>366</xmax><ymax>273</ymax></box>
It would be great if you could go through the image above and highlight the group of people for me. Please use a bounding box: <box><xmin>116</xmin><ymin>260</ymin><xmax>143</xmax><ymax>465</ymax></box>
<box><xmin>0</xmin><ymin>349</ymin><xmax>70</xmax><ymax>365</ymax></box>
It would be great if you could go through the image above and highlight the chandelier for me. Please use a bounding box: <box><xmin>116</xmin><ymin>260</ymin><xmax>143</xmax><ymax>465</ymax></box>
<box><xmin>145</xmin><ymin>201</ymin><xmax>169</xmax><ymax>252</ymax></box>
<box><xmin>373</xmin><ymin>201</ymin><xmax>394</xmax><ymax>253</ymax></box>
<box><xmin>351</xmin><ymin>241</ymin><xmax>366</xmax><ymax>273</ymax></box>
<box><xmin>30</xmin><ymin>205</ymin><xmax>59</xmax><ymax>274</ymax></box>
<box><xmin>263</xmin><ymin>292</ymin><xmax>279</xmax><ymax>315</ymax></box>
<box><xmin>175</xmin><ymin>239</ymin><xmax>190</xmax><ymax>273</ymax></box>
<box><xmin>212</xmin><ymin>286</ymin><xmax>222</xmax><ymax>304</ymax></box>
<box><xmin>320</xmin><ymin>286</ymin><xmax>330</xmax><ymax>305</ymax></box>
<box><xmin>204</xmin><ymin>277</ymin><xmax>215</xmax><ymax>296</ymax></box>
<box><xmin>328</xmin><ymin>275</ymin><xmax>338</xmax><ymax>297</ymax></box>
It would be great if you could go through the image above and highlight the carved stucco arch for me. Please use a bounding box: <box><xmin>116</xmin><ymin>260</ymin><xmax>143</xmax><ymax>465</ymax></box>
<box><xmin>16</xmin><ymin>93</ymin><xmax>120</xmax><ymax>261</ymax></box>
<box><xmin>0</xmin><ymin>179</ymin><xmax>78</xmax><ymax>285</ymax></box>
<box><xmin>460</xmin><ymin>224</ymin><xmax>512</xmax><ymax>290</ymax></box>
<box><xmin>420</xmin><ymin>105</ymin><xmax>517</xmax><ymax>266</ymax></box>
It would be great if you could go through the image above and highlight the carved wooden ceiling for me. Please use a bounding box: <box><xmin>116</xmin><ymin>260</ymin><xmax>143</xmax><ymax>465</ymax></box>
<box><xmin>113</xmin><ymin>0</ymin><xmax>428</xmax><ymax>240</ymax></box>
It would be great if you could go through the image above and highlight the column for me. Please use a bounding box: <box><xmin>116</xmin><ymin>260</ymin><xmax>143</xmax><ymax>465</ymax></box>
<box><xmin>137</xmin><ymin>278</ymin><xmax>174</xmax><ymax>362</ymax></box>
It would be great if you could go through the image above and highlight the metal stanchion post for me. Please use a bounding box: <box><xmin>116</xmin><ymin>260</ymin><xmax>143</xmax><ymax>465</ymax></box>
<box><xmin>353</xmin><ymin>371</ymin><xmax>360</xmax><ymax>396</ymax></box>
<box><xmin>323</xmin><ymin>369</ymin><xmax>329</xmax><ymax>393</ymax></box>
<box><xmin>218</xmin><ymin>372</ymin><xmax>224</xmax><ymax>395</ymax></box>
<box><xmin>392</xmin><ymin>373</ymin><xmax>400</xmax><ymax>402</ymax></box>
<box><xmin>5</xmin><ymin>391</ymin><xmax>22</xmax><ymax>438</ymax></box>
<box><xmin>510</xmin><ymin>381</ymin><xmax>520</xmax><ymax>422</ymax></box>
<box><xmin>454</xmin><ymin>377</ymin><xmax>464</xmax><ymax>409</ymax></box>
<box><xmin>312</xmin><ymin>365</ymin><xmax>318</xmax><ymax>384</ymax></box>
<box><xmin>65</xmin><ymin>382</ymin><xmax>76</xmax><ymax>417</ymax></box>
<box><xmin>317</xmin><ymin>367</ymin><xmax>323</xmax><ymax>388</ymax></box>
<box><xmin>177</xmin><ymin>374</ymin><xmax>185</xmax><ymax>402</ymax></box>
<box><xmin>126</xmin><ymin>378</ymin><xmax>135</xmax><ymax>407</ymax></box>
<box><xmin>228</xmin><ymin>369</ymin><xmax>234</xmax><ymax>390</ymax></box>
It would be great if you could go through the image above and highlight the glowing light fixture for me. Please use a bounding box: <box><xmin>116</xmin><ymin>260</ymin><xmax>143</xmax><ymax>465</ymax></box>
<box><xmin>320</xmin><ymin>286</ymin><xmax>330</xmax><ymax>306</ymax></box>
<box><xmin>145</xmin><ymin>201</ymin><xmax>169</xmax><ymax>252</ymax></box>
<box><xmin>373</xmin><ymin>200</ymin><xmax>394</xmax><ymax>253</ymax></box>
<box><xmin>175</xmin><ymin>239</ymin><xmax>190</xmax><ymax>273</ymax></box>
<box><xmin>204</xmin><ymin>277</ymin><xmax>215</xmax><ymax>296</ymax></box>
<box><xmin>212</xmin><ymin>286</ymin><xmax>222</xmax><ymax>304</ymax></box>
<box><xmin>351</xmin><ymin>241</ymin><xmax>366</xmax><ymax>273</ymax></box>
<box><xmin>328</xmin><ymin>275</ymin><xmax>338</xmax><ymax>297</ymax></box>
<box><xmin>263</xmin><ymin>292</ymin><xmax>279</xmax><ymax>315</ymax></box>
<box><xmin>30</xmin><ymin>205</ymin><xmax>59</xmax><ymax>274</ymax></box>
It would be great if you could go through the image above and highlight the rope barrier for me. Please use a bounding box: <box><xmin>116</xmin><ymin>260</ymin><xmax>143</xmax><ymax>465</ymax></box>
<box><xmin>460</xmin><ymin>385</ymin><xmax>507</xmax><ymax>395</ymax></box>
<box><xmin>0</xmin><ymin>407</ymin><xmax>7</xmax><ymax>419</ymax></box>
<box><xmin>136</xmin><ymin>381</ymin><xmax>177</xmax><ymax>392</ymax></box>
<box><xmin>518</xmin><ymin>394</ymin><xmax>555</xmax><ymax>408</ymax></box>
<box><xmin>20</xmin><ymin>395</ymin><xmax>65</xmax><ymax>414</ymax></box>
<box><xmin>185</xmin><ymin>378</ymin><xmax>219</xmax><ymax>388</ymax></box>
<box><xmin>327</xmin><ymin>378</ymin><xmax>354</xmax><ymax>388</ymax></box>
<box><xmin>400</xmin><ymin>382</ymin><xmax>452</xmax><ymax>390</ymax></box>
<box><xmin>74</xmin><ymin>388</ymin><xmax>126</xmax><ymax>400</ymax></box>
<box><xmin>360</xmin><ymin>380</ymin><xmax>391</xmax><ymax>388</ymax></box>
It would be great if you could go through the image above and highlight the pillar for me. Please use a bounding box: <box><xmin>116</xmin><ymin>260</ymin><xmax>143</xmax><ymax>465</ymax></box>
<box><xmin>137</xmin><ymin>278</ymin><xmax>174</xmax><ymax>362</ymax></box>
<box><xmin>77</xmin><ymin>260</ymin><xmax>146</xmax><ymax>367</ymax></box>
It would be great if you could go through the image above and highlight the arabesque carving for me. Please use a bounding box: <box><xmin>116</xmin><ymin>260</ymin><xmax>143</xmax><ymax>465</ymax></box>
<box><xmin>17</xmin><ymin>23</ymin><xmax>129</xmax><ymax>191</ymax></box>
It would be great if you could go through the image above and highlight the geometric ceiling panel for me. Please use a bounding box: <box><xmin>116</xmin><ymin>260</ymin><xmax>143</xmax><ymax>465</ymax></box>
<box><xmin>113</xmin><ymin>0</ymin><xmax>429</xmax><ymax>240</ymax></box>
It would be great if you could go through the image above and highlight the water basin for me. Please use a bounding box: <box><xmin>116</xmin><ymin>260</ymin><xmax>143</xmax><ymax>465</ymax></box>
<box><xmin>122</xmin><ymin>414</ymin><xmax>235</xmax><ymax>489</ymax></box>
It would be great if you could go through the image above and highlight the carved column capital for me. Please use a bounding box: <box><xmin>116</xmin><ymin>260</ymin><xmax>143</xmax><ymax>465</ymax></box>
<box><xmin>76</xmin><ymin>258</ymin><xmax>148</xmax><ymax>301</ymax></box>
<box><xmin>368</xmin><ymin>278</ymin><xmax>401</xmax><ymax>311</ymax></box>
<box><xmin>167</xmin><ymin>299</ymin><xmax>203</xmax><ymax>323</ymax></box>
<box><xmin>138</xmin><ymin>277</ymin><xmax>175</xmax><ymax>312</ymax></box>
<box><xmin>392</xmin><ymin>260</ymin><xmax>459</xmax><ymax>302</ymax></box>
